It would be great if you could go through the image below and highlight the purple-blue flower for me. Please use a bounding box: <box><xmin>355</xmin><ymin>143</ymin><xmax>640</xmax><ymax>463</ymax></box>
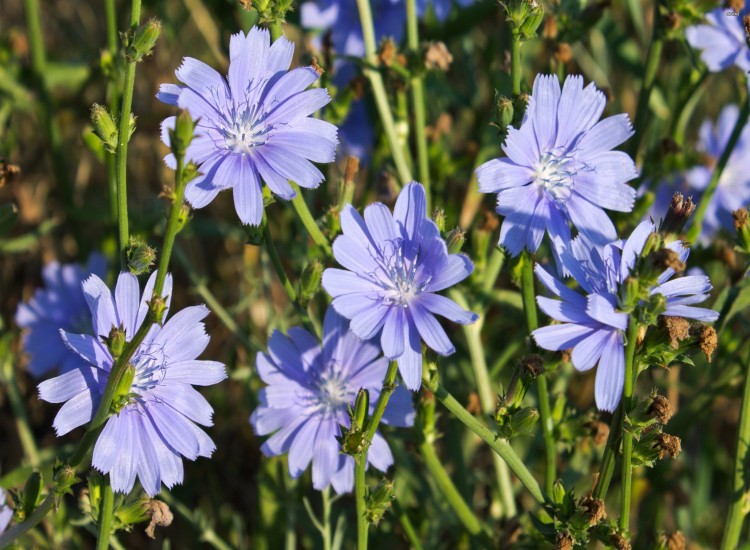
<box><xmin>685</xmin><ymin>104</ymin><xmax>750</xmax><ymax>242</ymax></box>
<box><xmin>250</xmin><ymin>307</ymin><xmax>415</xmax><ymax>492</ymax></box>
<box><xmin>532</xmin><ymin>221</ymin><xmax>719</xmax><ymax>411</ymax></box>
<box><xmin>476</xmin><ymin>74</ymin><xmax>638</xmax><ymax>261</ymax></box>
<box><xmin>157</xmin><ymin>27</ymin><xmax>338</xmax><ymax>225</ymax></box>
<box><xmin>686</xmin><ymin>2</ymin><xmax>750</xmax><ymax>73</ymax></box>
<box><xmin>38</xmin><ymin>272</ymin><xmax>226</xmax><ymax>496</ymax></box>
<box><xmin>0</xmin><ymin>493</ymin><xmax>11</xmax><ymax>534</ymax></box>
<box><xmin>322</xmin><ymin>182</ymin><xmax>478</xmax><ymax>390</ymax></box>
<box><xmin>15</xmin><ymin>254</ymin><xmax>107</xmax><ymax>378</ymax></box>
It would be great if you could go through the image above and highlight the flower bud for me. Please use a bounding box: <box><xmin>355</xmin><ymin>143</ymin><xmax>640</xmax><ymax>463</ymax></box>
<box><xmin>353</xmin><ymin>388</ymin><xmax>369</xmax><ymax>432</ymax></box>
<box><xmin>552</xmin><ymin>479</ymin><xmax>567</xmax><ymax>509</ymax></box>
<box><xmin>734</xmin><ymin>208</ymin><xmax>750</xmax><ymax>253</ymax></box>
<box><xmin>104</xmin><ymin>325</ymin><xmax>127</xmax><ymax>360</ymax></box>
<box><xmin>111</xmin><ymin>364</ymin><xmax>136</xmax><ymax>413</ymax></box>
<box><xmin>660</xmin><ymin>193</ymin><xmax>695</xmax><ymax>237</ymax></box>
<box><xmin>114</xmin><ymin>493</ymin><xmax>150</xmax><ymax>527</ymax></box>
<box><xmin>366</xmin><ymin>478</ymin><xmax>395</xmax><ymax>526</ymax></box>
<box><xmin>169</xmin><ymin>110</ymin><xmax>197</xmax><ymax>164</ymax></box>
<box><xmin>492</xmin><ymin>92</ymin><xmax>514</xmax><ymax>133</ymax></box>
<box><xmin>244</xmin><ymin>216</ymin><xmax>267</xmax><ymax>245</ymax></box>
<box><xmin>53</xmin><ymin>463</ymin><xmax>80</xmax><ymax>498</ymax></box>
<box><xmin>445</xmin><ymin>227</ymin><xmax>466</xmax><ymax>254</ymax></box>
<box><xmin>432</xmin><ymin>209</ymin><xmax>446</xmax><ymax>233</ymax></box>
<box><xmin>128</xmin><ymin>18</ymin><xmax>162</xmax><ymax>62</ymax></box>
<box><xmin>298</xmin><ymin>259</ymin><xmax>323</xmax><ymax>306</ymax></box>
<box><xmin>503</xmin><ymin>354</ymin><xmax>543</xmax><ymax>408</ymax></box>
<box><xmin>126</xmin><ymin>236</ymin><xmax>156</xmax><ymax>276</ymax></box>
<box><xmin>519</xmin><ymin>1</ymin><xmax>544</xmax><ymax>40</ymax></box>
<box><xmin>149</xmin><ymin>296</ymin><xmax>168</xmax><ymax>325</ymax></box>
<box><xmin>22</xmin><ymin>472</ymin><xmax>42</xmax><ymax>520</ymax></box>
<box><xmin>91</xmin><ymin>104</ymin><xmax>119</xmax><ymax>153</ymax></box>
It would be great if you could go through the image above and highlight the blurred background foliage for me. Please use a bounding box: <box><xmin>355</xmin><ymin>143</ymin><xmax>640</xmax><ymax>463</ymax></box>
<box><xmin>0</xmin><ymin>0</ymin><xmax>748</xmax><ymax>547</ymax></box>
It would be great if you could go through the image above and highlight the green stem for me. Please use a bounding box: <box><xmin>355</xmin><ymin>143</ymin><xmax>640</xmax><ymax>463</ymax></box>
<box><xmin>355</xmin><ymin>0</ymin><xmax>414</xmax><ymax>186</ymax></box>
<box><xmin>520</xmin><ymin>252</ymin><xmax>555</xmax><ymax>497</ymax></box>
<box><xmin>721</xmin><ymin>348</ymin><xmax>750</xmax><ymax>550</ymax></box>
<box><xmin>262</xmin><ymin>221</ymin><xmax>316</xmax><ymax>335</ymax></box>
<box><xmin>105</xmin><ymin>0</ymin><xmax>120</xmax><ymax>223</ymax></box>
<box><xmin>356</xmin><ymin>361</ymin><xmax>400</xmax><ymax>550</ymax></box>
<box><xmin>619</xmin><ymin>319</ymin><xmax>641</xmax><ymax>532</ymax></box>
<box><xmin>449</xmin><ymin>290</ymin><xmax>516</xmax><ymax>517</ymax></box>
<box><xmin>592</xmin><ymin>406</ymin><xmax>623</xmax><ymax>501</ymax></box>
<box><xmin>321</xmin><ymin>488</ymin><xmax>332</xmax><ymax>550</ymax></box>
<box><xmin>153</xmin><ymin>154</ymin><xmax>188</xmax><ymax>298</ymax></box>
<box><xmin>269</xmin><ymin>20</ymin><xmax>283</xmax><ymax>42</ymax></box>
<box><xmin>511</xmin><ymin>31</ymin><xmax>522</xmax><ymax>96</ymax></box>
<box><xmin>290</xmin><ymin>183</ymin><xmax>332</xmax><ymax>256</ymax></box>
<box><xmin>115</xmin><ymin>0</ymin><xmax>143</xmax><ymax>268</ymax></box>
<box><xmin>670</xmin><ymin>69</ymin><xmax>708</xmax><ymax>147</ymax></box>
<box><xmin>2</xmin><ymin>359</ymin><xmax>41</xmax><ymax>467</ymax></box>
<box><xmin>628</xmin><ymin>2</ymin><xmax>663</xmax><ymax>159</ymax></box>
<box><xmin>423</xmin><ymin>376</ymin><xmax>545</xmax><ymax>505</ymax></box>
<box><xmin>0</xmin><ymin>492</ymin><xmax>54</xmax><ymax>548</ymax></box>
<box><xmin>96</xmin><ymin>478</ymin><xmax>115</xmax><ymax>550</ymax></box>
<box><xmin>406</xmin><ymin>0</ymin><xmax>430</xmax><ymax>207</ymax></box>
<box><xmin>393</xmin><ymin>501</ymin><xmax>423</xmax><ymax>550</ymax></box>
<box><xmin>687</xmin><ymin>94</ymin><xmax>750</xmax><ymax>243</ymax></box>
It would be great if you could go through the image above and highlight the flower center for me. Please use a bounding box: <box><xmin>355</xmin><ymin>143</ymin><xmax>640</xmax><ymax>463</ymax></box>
<box><xmin>130</xmin><ymin>348</ymin><xmax>166</xmax><ymax>396</ymax></box>
<box><xmin>315</xmin><ymin>367</ymin><xmax>351</xmax><ymax>413</ymax></box>
<box><xmin>374</xmin><ymin>239</ymin><xmax>430</xmax><ymax>308</ymax></box>
<box><xmin>533</xmin><ymin>149</ymin><xmax>577</xmax><ymax>203</ymax></box>
<box><xmin>221</xmin><ymin>102</ymin><xmax>271</xmax><ymax>154</ymax></box>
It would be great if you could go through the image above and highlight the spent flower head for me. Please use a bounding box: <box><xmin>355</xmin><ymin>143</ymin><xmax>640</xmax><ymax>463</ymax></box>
<box><xmin>532</xmin><ymin>221</ymin><xmax>718</xmax><ymax>411</ymax></box>
<box><xmin>15</xmin><ymin>253</ymin><xmax>108</xmax><ymax>378</ymax></box>
<box><xmin>250</xmin><ymin>307</ymin><xmax>415</xmax><ymax>492</ymax></box>
<box><xmin>38</xmin><ymin>272</ymin><xmax>226</xmax><ymax>496</ymax></box>
<box><xmin>157</xmin><ymin>26</ymin><xmax>338</xmax><ymax>225</ymax></box>
<box><xmin>476</xmin><ymin>74</ymin><xmax>638</xmax><ymax>266</ymax></box>
<box><xmin>322</xmin><ymin>183</ymin><xmax>478</xmax><ymax>390</ymax></box>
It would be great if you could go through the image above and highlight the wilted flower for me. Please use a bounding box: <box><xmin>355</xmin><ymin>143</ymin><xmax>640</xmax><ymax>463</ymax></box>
<box><xmin>158</xmin><ymin>27</ymin><xmax>338</xmax><ymax>225</ymax></box>
<box><xmin>685</xmin><ymin>2</ymin><xmax>750</xmax><ymax>73</ymax></box>
<box><xmin>532</xmin><ymin>221</ymin><xmax>718</xmax><ymax>411</ymax></box>
<box><xmin>38</xmin><ymin>272</ymin><xmax>226</xmax><ymax>496</ymax></box>
<box><xmin>15</xmin><ymin>254</ymin><xmax>107</xmax><ymax>378</ymax></box>
<box><xmin>250</xmin><ymin>307</ymin><xmax>415</xmax><ymax>492</ymax></box>
<box><xmin>476</xmin><ymin>74</ymin><xmax>637</xmax><ymax>263</ymax></box>
<box><xmin>322</xmin><ymin>183</ymin><xmax>478</xmax><ymax>390</ymax></box>
<box><xmin>684</xmin><ymin>104</ymin><xmax>750</xmax><ymax>242</ymax></box>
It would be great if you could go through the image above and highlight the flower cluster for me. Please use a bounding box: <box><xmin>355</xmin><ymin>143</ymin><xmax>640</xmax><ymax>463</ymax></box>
<box><xmin>686</xmin><ymin>1</ymin><xmax>750</xmax><ymax>74</ymax></box>
<box><xmin>158</xmin><ymin>27</ymin><xmax>338</xmax><ymax>225</ymax></box>
<box><xmin>532</xmin><ymin>222</ymin><xmax>719</xmax><ymax>411</ymax></box>
<box><xmin>476</xmin><ymin>74</ymin><xmax>638</xmax><ymax>264</ymax></box>
<box><xmin>251</xmin><ymin>307</ymin><xmax>415</xmax><ymax>492</ymax></box>
<box><xmin>15</xmin><ymin>254</ymin><xmax>107</xmax><ymax>378</ymax></box>
<box><xmin>39</xmin><ymin>271</ymin><xmax>226</xmax><ymax>496</ymax></box>
<box><xmin>323</xmin><ymin>183</ymin><xmax>478</xmax><ymax>390</ymax></box>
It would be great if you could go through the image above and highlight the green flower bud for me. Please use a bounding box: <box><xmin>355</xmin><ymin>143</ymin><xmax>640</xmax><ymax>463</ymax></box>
<box><xmin>366</xmin><ymin>478</ymin><xmax>395</xmax><ymax>526</ymax></box>
<box><xmin>519</xmin><ymin>2</ymin><xmax>544</xmax><ymax>40</ymax></box>
<box><xmin>353</xmin><ymin>388</ymin><xmax>370</xmax><ymax>431</ymax></box>
<box><xmin>509</xmin><ymin>407</ymin><xmax>539</xmax><ymax>437</ymax></box>
<box><xmin>339</xmin><ymin>425</ymin><xmax>367</xmax><ymax>456</ymax></box>
<box><xmin>91</xmin><ymin>104</ymin><xmax>119</xmax><ymax>154</ymax></box>
<box><xmin>149</xmin><ymin>296</ymin><xmax>168</xmax><ymax>325</ymax></box>
<box><xmin>621</xmin><ymin>276</ymin><xmax>640</xmax><ymax>311</ymax></box>
<box><xmin>128</xmin><ymin>18</ymin><xmax>162</xmax><ymax>62</ymax></box>
<box><xmin>445</xmin><ymin>227</ymin><xmax>466</xmax><ymax>254</ymax></box>
<box><xmin>734</xmin><ymin>207</ymin><xmax>750</xmax><ymax>254</ymax></box>
<box><xmin>111</xmin><ymin>364</ymin><xmax>136</xmax><ymax>414</ymax></box>
<box><xmin>244</xmin><ymin>215</ymin><xmax>267</xmax><ymax>245</ymax></box>
<box><xmin>104</xmin><ymin>324</ymin><xmax>127</xmax><ymax>360</ymax></box>
<box><xmin>492</xmin><ymin>91</ymin><xmax>514</xmax><ymax>133</ymax></box>
<box><xmin>299</xmin><ymin>259</ymin><xmax>323</xmax><ymax>307</ymax></box>
<box><xmin>22</xmin><ymin>472</ymin><xmax>42</xmax><ymax>520</ymax></box>
<box><xmin>53</xmin><ymin>463</ymin><xmax>80</xmax><ymax>499</ymax></box>
<box><xmin>552</xmin><ymin>479</ymin><xmax>567</xmax><ymax>509</ymax></box>
<box><xmin>169</xmin><ymin>110</ymin><xmax>197</xmax><ymax>164</ymax></box>
<box><xmin>433</xmin><ymin>208</ymin><xmax>446</xmax><ymax>233</ymax></box>
<box><xmin>503</xmin><ymin>354</ymin><xmax>543</xmax><ymax>408</ymax></box>
<box><xmin>126</xmin><ymin>236</ymin><xmax>156</xmax><ymax>276</ymax></box>
<box><xmin>116</xmin><ymin>494</ymin><xmax>151</xmax><ymax>528</ymax></box>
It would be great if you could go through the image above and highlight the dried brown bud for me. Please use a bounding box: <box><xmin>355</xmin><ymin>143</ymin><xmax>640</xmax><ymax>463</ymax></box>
<box><xmin>649</xmin><ymin>394</ymin><xmax>674</xmax><ymax>425</ymax></box>
<box><xmin>344</xmin><ymin>156</ymin><xmax>360</xmax><ymax>184</ymax></box>
<box><xmin>238</xmin><ymin>0</ymin><xmax>252</xmax><ymax>10</ymax></box>
<box><xmin>734</xmin><ymin>208</ymin><xmax>748</xmax><ymax>232</ymax></box>
<box><xmin>580</xmin><ymin>496</ymin><xmax>607</xmax><ymax>526</ymax></box>
<box><xmin>659</xmin><ymin>531</ymin><xmax>687</xmax><ymax>550</ymax></box>
<box><xmin>588</xmin><ymin>420</ymin><xmax>609</xmax><ymax>446</ymax></box>
<box><xmin>0</xmin><ymin>161</ymin><xmax>20</xmax><ymax>188</ymax></box>
<box><xmin>661</xmin><ymin>193</ymin><xmax>696</xmax><ymax>236</ymax></box>
<box><xmin>554</xmin><ymin>42</ymin><xmax>572</xmax><ymax>64</ymax></box>
<box><xmin>521</xmin><ymin>354</ymin><xmax>545</xmax><ymax>377</ymax></box>
<box><xmin>610</xmin><ymin>532</ymin><xmax>632</xmax><ymax>550</ymax></box>
<box><xmin>424</xmin><ymin>41</ymin><xmax>453</xmax><ymax>71</ymax></box>
<box><xmin>378</xmin><ymin>39</ymin><xmax>396</xmax><ymax>66</ymax></box>
<box><xmin>555</xmin><ymin>531</ymin><xmax>574</xmax><ymax>550</ymax></box>
<box><xmin>654</xmin><ymin>248</ymin><xmax>686</xmax><ymax>274</ymax></box>
<box><xmin>311</xmin><ymin>57</ymin><xmax>324</xmax><ymax>75</ymax></box>
<box><xmin>656</xmin><ymin>433</ymin><xmax>682</xmax><ymax>459</ymax></box>
<box><xmin>662</xmin><ymin>316</ymin><xmax>690</xmax><ymax>349</ymax></box>
<box><xmin>561</xmin><ymin>349</ymin><xmax>572</xmax><ymax>364</ymax></box>
<box><xmin>662</xmin><ymin>11</ymin><xmax>682</xmax><ymax>31</ymax></box>
<box><xmin>690</xmin><ymin>324</ymin><xmax>718</xmax><ymax>362</ymax></box>
<box><xmin>145</xmin><ymin>500</ymin><xmax>173</xmax><ymax>539</ymax></box>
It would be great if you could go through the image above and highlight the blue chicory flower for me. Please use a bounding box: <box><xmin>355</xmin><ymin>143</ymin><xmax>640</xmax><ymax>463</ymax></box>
<box><xmin>475</xmin><ymin>74</ymin><xmax>638</xmax><ymax>262</ymax></box>
<box><xmin>0</xmin><ymin>493</ymin><xmax>11</xmax><ymax>535</ymax></box>
<box><xmin>532</xmin><ymin>221</ymin><xmax>719</xmax><ymax>411</ymax></box>
<box><xmin>157</xmin><ymin>27</ymin><xmax>338</xmax><ymax>225</ymax></box>
<box><xmin>686</xmin><ymin>2</ymin><xmax>750</xmax><ymax>74</ymax></box>
<box><xmin>250</xmin><ymin>306</ymin><xmax>415</xmax><ymax>493</ymax></box>
<box><xmin>38</xmin><ymin>272</ymin><xmax>226</xmax><ymax>496</ymax></box>
<box><xmin>684</xmin><ymin>104</ymin><xmax>750</xmax><ymax>243</ymax></box>
<box><xmin>15</xmin><ymin>253</ymin><xmax>107</xmax><ymax>378</ymax></box>
<box><xmin>322</xmin><ymin>182</ymin><xmax>478</xmax><ymax>390</ymax></box>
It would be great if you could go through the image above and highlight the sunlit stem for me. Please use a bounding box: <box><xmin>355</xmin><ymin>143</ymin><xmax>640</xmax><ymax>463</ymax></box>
<box><xmin>96</xmin><ymin>478</ymin><xmax>115</xmax><ymax>550</ymax></box>
<box><xmin>619</xmin><ymin>318</ymin><xmax>641</xmax><ymax>533</ymax></box>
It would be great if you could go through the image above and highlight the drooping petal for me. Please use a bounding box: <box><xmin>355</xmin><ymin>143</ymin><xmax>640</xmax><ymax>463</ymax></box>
<box><xmin>594</xmin><ymin>332</ymin><xmax>625</xmax><ymax>412</ymax></box>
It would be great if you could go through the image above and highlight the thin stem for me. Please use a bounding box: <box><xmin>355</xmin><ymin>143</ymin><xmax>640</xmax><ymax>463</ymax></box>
<box><xmin>670</xmin><ymin>69</ymin><xmax>708</xmax><ymax>147</ymax></box>
<box><xmin>355</xmin><ymin>0</ymin><xmax>414</xmax><ymax>185</ymax></box>
<box><xmin>721</xmin><ymin>348</ymin><xmax>750</xmax><ymax>550</ymax></box>
<box><xmin>115</xmin><ymin>0</ymin><xmax>143</xmax><ymax>268</ymax></box>
<box><xmin>356</xmin><ymin>361</ymin><xmax>400</xmax><ymax>550</ymax></box>
<box><xmin>511</xmin><ymin>31</ymin><xmax>522</xmax><ymax>96</ymax></box>
<box><xmin>619</xmin><ymin>319</ymin><xmax>641</xmax><ymax>532</ymax></box>
<box><xmin>628</xmin><ymin>1</ymin><xmax>663</xmax><ymax>159</ymax></box>
<box><xmin>153</xmin><ymin>154</ymin><xmax>187</xmax><ymax>298</ymax></box>
<box><xmin>423</xmin><ymin>375</ymin><xmax>545</xmax><ymax>505</ymax></box>
<box><xmin>393</xmin><ymin>501</ymin><xmax>423</xmax><ymax>550</ymax></box>
<box><xmin>0</xmin><ymin>492</ymin><xmax>54</xmax><ymax>548</ymax></box>
<box><xmin>290</xmin><ymin>183</ymin><xmax>332</xmax><ymax>256</ymax></box>
<box><xmin>322</xmin><ymin>488</ymin><xmax>332</xmax><ymax>550</ymax></box>
<box><xmin>687</xmin><ymin>94</ymin><xmax>750</xmax><ymax>243</ymax></box>
<box><xmin>96</xmin><ymin>478</ymin><xmax>115</xmax><ymax>550</ymax></box>
<box><xmin>406</xmin><ymin>0</ymin><xmax>430</xmax><ymax>208</ymax></box>
<box><xmin>592</xmin><ymin>406</ymin><xmax>623</xmax><ymax>501</ymax></box>
<box><xmin>520</xmin><ymin>252</ymin><xmax>555</xmax><ymax>497</ymax></box>
<box><xmin>262</xmin><ymin>221</ymin><xmax>316</xmax><ymax>335</ymax></box>
<box><xmin>105</xmin><ymin>0</ymin><xmax>120</xmax><ymax>223</ymax></box>
<box><xmin>269</xmin><ymin>20</ymin><xmax>283</xmax><ymax>42</ymax></box>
